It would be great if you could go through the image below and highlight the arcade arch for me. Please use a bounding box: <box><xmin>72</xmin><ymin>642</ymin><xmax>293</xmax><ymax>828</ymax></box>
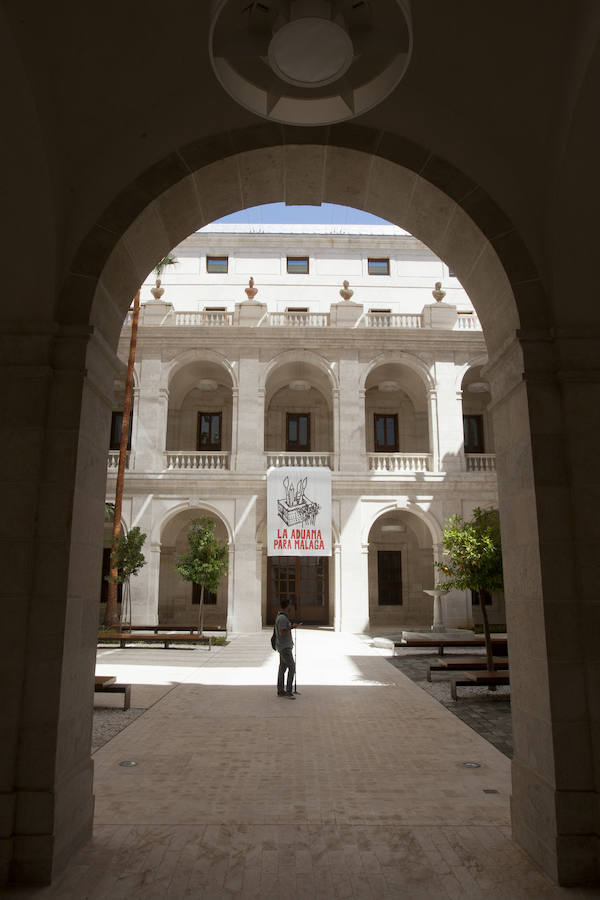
<box><xmin>12</xmin><ymin>128</ymin><xmax>595</xmax><ymax>887</ymax></box>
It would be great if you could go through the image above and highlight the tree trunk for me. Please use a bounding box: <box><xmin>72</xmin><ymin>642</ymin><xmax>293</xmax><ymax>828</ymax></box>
<box><xmin>198</xmin><ymin>584</ymin><xmax>205</xmax><ymax>638</ymax></box>
<box><xmin>478</xmin><ymin>588</ymin><xmax>496</xmax><ymax>690</ymax></box>
<box><xmin>104</xmin><ymin>290</ymin><xmax>140</xmax><ymax>628</ymax></box>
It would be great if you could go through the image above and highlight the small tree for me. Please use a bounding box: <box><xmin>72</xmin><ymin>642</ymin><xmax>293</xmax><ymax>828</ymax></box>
<box><xmin>174</xmin><ymin>517</ymin><xmax>228</xmax><ymax>636</ymax></box>
<box><xmin>435</xmin><ymin>507</ymin><xmax>504</xmax><ymax>675</ymax></box>
<box><xmin>105</xmin><ymin>526</ymin><xmax>147</xmax><ymax>630</ymax></box>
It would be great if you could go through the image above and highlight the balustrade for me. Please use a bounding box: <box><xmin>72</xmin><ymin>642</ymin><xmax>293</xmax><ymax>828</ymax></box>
<box><xmin>175</xmin><ymin>311</ymin><xmax>233</xmax><ymax>326</ymax></box>
<box><xmin>455</xmin><ymin>313</ymin><xmax>481</xmax><ymax>330</ymax></box>
<box><xmin>107</xmin><ymin>450</ymin><xmax>131</xmax><ymax>470</ymax></box>
<box><xmin>465</xmin><ymin>453</ymin><xmax>496</xmax><ymax>472</ymax></box>
<box><xmin>267</xmin><ymin>452</ymin><xmax>332</xmax><ymax>468</ymax></box>
<box><xmin>367</xmin><ymin>452</ymin><xmax>432</xmax><ymax>473</ymax></box>
<box><xmin>269</xmin><ymin>311</ymin><xmax>330</xmax><ymax>327</ymax></box>
<box><xmin>165</xmin><ymin>451</ymin><xmax>230</xmax><ymax>470</ymax></box>
<box><xmin>365</xmin><ymin>312</ymin><xmax>423</xmax><ymax>329</ymax></box>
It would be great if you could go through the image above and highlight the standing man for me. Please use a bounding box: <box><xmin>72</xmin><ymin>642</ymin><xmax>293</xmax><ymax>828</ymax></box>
<box><xmin>275</xmin><ymin>598</ymin><xmax>296</xmax><ymax>698</ymax></box>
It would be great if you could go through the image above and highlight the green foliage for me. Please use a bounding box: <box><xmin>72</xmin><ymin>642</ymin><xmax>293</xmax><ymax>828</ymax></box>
<box><xmin>174</xmin><ymin>517</ymin><xmax>228</xmax><ymax>593</ymax></box>
<box><xmin>435</xmin><ymin>507</ymin><xmax>503</xmax><ymax>596</ymax></box>
<box><xmin>106</xmin><ymin>526</ymin><xmax>147</xmax><ymax>584</ymax></box>
<box><xmin>155</xmin><ymin>253</ymin><xmax>178</xmax><ymax>278</ymax></box>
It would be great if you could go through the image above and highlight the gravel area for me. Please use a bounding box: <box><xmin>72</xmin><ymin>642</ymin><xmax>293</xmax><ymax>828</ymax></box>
<box><xmin>386</xmin><ymin>649</ymin><xmax>513</xmax><ymax>758</ymax></box>
<box><xmin>92</xmin><ymin>708</ymin><xmax>146</xmax><ymax>753</ymax></box>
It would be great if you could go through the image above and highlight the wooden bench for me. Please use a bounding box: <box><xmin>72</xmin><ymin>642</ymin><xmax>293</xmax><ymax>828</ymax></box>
<box><xmin>450</xmin><ymin>671</ymin><xmax>510</xmax><ymax>700</ymax></box>
<box><xmin>427</xmin><ymin>655</ymin><xmax>509</xmax><ymax>681</ymax></box>
<box><xmin>94</xmin><ymin>675</ymin><xmax>132</xmax><ymax>709</ymax></box>
<box><xmin>395</xmin><ymin>636</ymin><xmax>508</xmax><ymax>656</ymax></box>
<box><xmin>98</xmin><ymin>632</ymin><xmax>212</xmax><ymax>649</ymax></box>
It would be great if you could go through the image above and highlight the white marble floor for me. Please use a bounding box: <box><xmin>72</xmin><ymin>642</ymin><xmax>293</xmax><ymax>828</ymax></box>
<box><xmin>7</xmin><ymin>632</ymin><xmax>595</xmax><ymax>898</ymax></box>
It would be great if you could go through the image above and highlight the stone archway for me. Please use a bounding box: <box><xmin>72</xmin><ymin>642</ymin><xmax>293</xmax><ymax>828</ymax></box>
<box><xmin>18</xmin><ymin>128</ymin><xmax>594</xmax><ymax>886</ymax></box>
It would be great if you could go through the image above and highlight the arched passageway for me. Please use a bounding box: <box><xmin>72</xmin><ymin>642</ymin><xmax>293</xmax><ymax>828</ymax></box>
<box><xmin>7</xmin><ymin>128</ymin><xmax>599</xmax><ymax>888</ymax></box>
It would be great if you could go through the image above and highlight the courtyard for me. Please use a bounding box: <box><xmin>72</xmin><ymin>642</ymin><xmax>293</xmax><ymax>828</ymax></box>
<box><xmin>8</xmin><ymin>632</ymin><xmax>594</xmax><ymax>899</ymax></box>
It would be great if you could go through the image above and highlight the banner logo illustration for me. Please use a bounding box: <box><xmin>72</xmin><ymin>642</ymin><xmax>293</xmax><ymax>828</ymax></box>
<box><xmin>267</xmin><ymin>467</ymin><xmax>331</xmax><ymax>556</ymax></box>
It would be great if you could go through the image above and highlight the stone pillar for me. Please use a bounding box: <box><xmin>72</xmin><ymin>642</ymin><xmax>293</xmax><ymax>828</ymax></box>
<box><xmin>333</xmin><ymin>542</ymin><xmax>342</xmax><ymax>631</ymax></box>
<box><xmin>129</xmin><ymin>539</ymin><xmax>160</xmax><ymax>625</ymax></box>
<box><xmin>427</xmin><ymin>388</ymin><xmax>440</xmax><ymax>471</ymax></box>
<box><xmin>337</xmin><ymin>356</ymin><xmax>364</xmax><ymax>472</ymax></box>
<box><xmin>229</xmin><ymin>495</ymin><xmax>261</xmax><ymax>632</ymax></box>
<box><xmin>433</xmin><ymin>360</ymin><xmax>465</xmax><ymax>473</ymax></box>
<box><xmin>0</xmin><ymin>322</ymin><xmax>119</xmax><ymax>884</ymax></box>
<box><xmin>132</xmin><ymin>357</ymin><xmax>167</xmax><ymax>471</ymax></box>
<box><xmin>235</xmin><ymin>356</ymin><xmax>264</xmax><ymax>472</ymax></box>
<box><xmin>489</xmin><ymin>333</ymin><xmax>600</xmax><ymax>886</ymax></box>
<box><xmin>337</xmin><ymin>499</ymin><xmax>369</xmax><ymax>632</ymax></box>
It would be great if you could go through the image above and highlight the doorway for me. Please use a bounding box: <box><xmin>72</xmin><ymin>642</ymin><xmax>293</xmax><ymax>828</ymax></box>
<box><xmin>267</xmin><ymin>556</ymin><xmax>329</xmax><ymax>625</ymax></box>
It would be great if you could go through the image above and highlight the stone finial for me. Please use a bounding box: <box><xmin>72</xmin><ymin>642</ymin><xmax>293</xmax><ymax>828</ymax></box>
<box><xmin>432</xmin><ymin>281</ymin><xmax>446</xmax><ymax>303</ymax></box>
<box><xmin>244</xmin><ymin>276</ymin><xmax>258</xmax><ymax>301</ymax></box>
<box><xmin>151</xmin><ymin>278</ymin><xmax>165</xmax><ymax>301</ymax></box>
<box><xmin>339</xmin><ymin>279</ymin><xmax>354</xmax><ymax>301</ymax></box>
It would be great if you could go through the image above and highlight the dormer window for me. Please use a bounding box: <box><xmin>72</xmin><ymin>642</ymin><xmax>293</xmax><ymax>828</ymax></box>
<box><xmin>206</xmin><ymin>256</ymin><xmax>228</xmax><ymax>273</ymax></box>
<box><xmin>368</xmin><ymin>258</ymin><xmax>390</xmax><ymax>276</ymax></box>
<box><xmin>287</xmin><ymin>256</ymin><xmax>309</xmax><ymax>274</ymax></box>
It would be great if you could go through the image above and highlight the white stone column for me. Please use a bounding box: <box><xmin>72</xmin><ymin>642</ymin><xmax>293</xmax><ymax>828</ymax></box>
<box><xmin>428</xmin><ymin>388</ymin><xmax>440</xmax><ymax>472</ymax></box>
<box><xmin>235</xmin><ymin>356</ymin><xmax>264</xmax><ymax>473</ymax></box>
<box><xmin>338</xmin><ymin>499</ymin><xmax>370</xmax><ymax>632</ymax></box>
<box><xmin>337</xmin><ymin>356</ymin><xmax>364</xmax><ymax>473</ymax></box>
<box><xmin>129</xmin><ymin>541</ymin><xmax>160</xmax><ymax>625</ymax></box>
<box><xmin>132</xmin><ymin>357</ymin><xmax>168</xmax><ymax>471</ymax></box>
<box><xmin>433</xmin><ymin>361</ymin><xmax>465</xmax><ymax>473</ymax></box>
<box><xmin>229</xmin><ymin>495</ymin><xmax>262</xmax><ymax>632</ymax></box>
<box><xmin>333</xmin><ymin>542</ymin><xmax>342</xmax><ymax>631</ymax></box>
<box><xmin>230</xmin><ymin>386</ymin><xmax>239</xmax><ymax>470</ymax></box>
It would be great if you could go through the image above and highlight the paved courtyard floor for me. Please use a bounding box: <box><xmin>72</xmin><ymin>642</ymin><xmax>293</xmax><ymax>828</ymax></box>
<box><xmin>7</xmin><ymin>631</ymin><xmax>596</xmax><ymax>899</ymax></box>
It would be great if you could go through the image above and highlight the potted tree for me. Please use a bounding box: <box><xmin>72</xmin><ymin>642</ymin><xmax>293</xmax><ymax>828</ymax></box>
<box><xmin>175</xmin><ymin>517</ymin><xmax>228</xmax><ymax>636</ymax></box>
<box><xmin>435</xmin><ymin>507</ymin><xmax>504</xmax><ymax>676</ymax></box>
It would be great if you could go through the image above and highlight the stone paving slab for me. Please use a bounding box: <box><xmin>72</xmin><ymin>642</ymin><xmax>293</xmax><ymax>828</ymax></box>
<box><xmin>6</xmin><ymin>632</ymin><xmax>595</xmax><ymax>898</ymax></box>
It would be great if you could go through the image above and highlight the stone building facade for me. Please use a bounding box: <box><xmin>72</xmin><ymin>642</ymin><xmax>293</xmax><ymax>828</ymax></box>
<box><xmin>106</xmin><ymin>226</ymin><xmax>501</xmax><ymax>633</ymax></box>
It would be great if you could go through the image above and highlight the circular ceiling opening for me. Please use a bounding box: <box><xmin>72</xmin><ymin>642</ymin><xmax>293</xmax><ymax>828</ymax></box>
<box><xmin>209</xmin><ymin>0</ymin><xmax>412</xmax><ymax>126</ymax></box>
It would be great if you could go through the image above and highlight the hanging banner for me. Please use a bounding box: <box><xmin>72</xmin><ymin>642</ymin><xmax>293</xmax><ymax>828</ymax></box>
<box><xmin>267</xmin><ymin>467</ymin><xmax>332</xmax><ymax>556</ymax></box>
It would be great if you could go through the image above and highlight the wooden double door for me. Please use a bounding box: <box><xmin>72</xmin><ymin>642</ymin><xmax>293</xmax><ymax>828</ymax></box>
<box><xmin>267</xmin><ymin>556</ymin><xmax>329</xmax><ymax>626</ymax></box>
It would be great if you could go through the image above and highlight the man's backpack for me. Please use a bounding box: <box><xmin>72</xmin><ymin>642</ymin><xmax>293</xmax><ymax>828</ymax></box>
<box><xmin>271</xmin><ymin>625</ymin><xmax>277</xmax><ymax>651</ymax></box>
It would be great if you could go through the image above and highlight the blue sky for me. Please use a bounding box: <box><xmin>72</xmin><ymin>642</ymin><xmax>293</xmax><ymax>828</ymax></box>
<box><xmin>215</xmin><ymin>202</ymin><xmax>392</xmax><ymax>226</ymax></box>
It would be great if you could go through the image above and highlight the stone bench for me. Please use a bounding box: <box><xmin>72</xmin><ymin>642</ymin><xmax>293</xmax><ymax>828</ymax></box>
<box><xmin>98</xmin><ymin>632</ymin><xmax>212</xmax><ymax>649</ymax></box>
<box><xmin>94</xmin><ymin>675</ymin><xmax>132</xmax><ymax>709</ymax></box>
<box><xmin>450</xmin><ymin>671</ymin><xmax>510</xmax><ymax>700</ymax></box>
<box><xmin>427</xmin><ymin>656</ymin><xmax>509</xmax><ymax>681</ymax></box>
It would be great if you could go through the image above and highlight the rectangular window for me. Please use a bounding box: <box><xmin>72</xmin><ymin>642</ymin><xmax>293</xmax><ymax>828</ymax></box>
<box><xmin>100</xmin><ymin>547</ymin><xmax>123</xmax><ymax>603</ymax></box>
<box><xmin>206</xmin><ymin>256</ymin><xmax>228</xmax><ymax>274</ymax></box>
<box><xmin>369</xmin><ymin>308</ymin><xmax>392</xmax><ymax>313</ymax></box>
<box><xmin>204</xmin><ymin>306</ymin><xmax>226</xmax><ymax>311</ymax></box>
<box><xmin>286</xmin><ymin>413</ymin><xmax>310</xmax><ymax>451</ymax></box>
<box><xmin>374</xmin><ymin>413</ymin><xmax>398</xmax><ymax>452</ymax></box>
<box><xmin>463</xmin><ymin>414</ymin><xmax>484</xmax><ymax>453</ymax></box>
<box><xmin>378</xmin><ymin>550</ymin><xmax>402</xmax><ymax>605</ymax></box>
<box><xmin>471</xmin><ymin>589</ymin><xmax>492</xmax><ymax>606</ymax></box>
<box><xmin>110</xmin><ymin>410</ymin><xmax>133</xmax><ymax>451</ymax></box>
<box><xmin>192</xmin><ymin>583</ymin><xmax>217</xmax><ymax>605</ymax></box>
<box><xmin>286</xmin><ymin>256</ymin><xmax>309</xmax><ymax>274</ymax></box>
<box><xmin>197</xmin><ymin>412</ymin><xmax>222</xmax><ymax>451</ymax></box>
<box><xmin>368</xmin><ymin>258</ymin><xmax>390</xmax><ymax>276</ymax></box>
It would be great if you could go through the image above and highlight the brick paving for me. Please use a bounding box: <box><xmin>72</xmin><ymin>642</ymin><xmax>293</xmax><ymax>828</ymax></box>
<box><xmin>385</xmin><ymin>650</ymin><xmax>513</xmax><ymax>758</ymax></box>
<box><xmin>8</xmin><ymin>631</ymin><xmax>593</xmax><ymax>899</ymax></box>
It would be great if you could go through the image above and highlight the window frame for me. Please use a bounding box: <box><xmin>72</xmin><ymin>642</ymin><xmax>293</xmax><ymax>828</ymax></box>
<box><xmin>110</xmin><ymin>409</ymin><xmax>133</xmax><ymax>451</ymax></box>
<box><xmin>374</xmin><ymin>413</ymin><xmax>399</xmax><ymax>453</ymax></box>
<box><xmin>206</xmin><ymin>256</ymin><xmax>229</xmax><ymax>274</ymax></box>
<box><xmin>463</xmin><ymin>413</ymin><xmax>485</xmax><ymax>454</ymax></box>
<box><xmin>377</xmin><ymin>549</ymin><xmax>403</xmax><ymax>605</ymax></box>
<box><xmin>368</xmin><ymin>257</ymin><xmax>390</xmax><ymax>276</ymax></box>
<box><xmin>286</xmin><ymin>412</ymin><xmax>311</xmax><ymax>452</ymax></box>
<box><xmin>286</xmin><ymin>256</ymin><xmax>309</xmax><ymax>275</ymax></box>
<box><xmin>197</xmin><ymin>411</ymin><xmax>223</xmax><ymax>452</ymax></box>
